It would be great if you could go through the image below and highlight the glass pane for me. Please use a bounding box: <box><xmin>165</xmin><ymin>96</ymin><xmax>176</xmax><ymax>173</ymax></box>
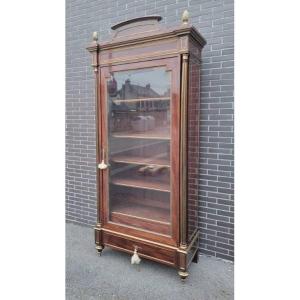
<box><xmin>107</xmin><ymin>67</ymin><xmax>171</xmax><ymax>235</ymax></box>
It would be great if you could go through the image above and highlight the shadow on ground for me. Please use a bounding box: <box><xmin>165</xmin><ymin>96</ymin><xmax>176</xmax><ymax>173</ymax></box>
<box><xmin>66</xmin><ymin>222</ymin><xmax>233</xmax><ymax>300</ymax></box>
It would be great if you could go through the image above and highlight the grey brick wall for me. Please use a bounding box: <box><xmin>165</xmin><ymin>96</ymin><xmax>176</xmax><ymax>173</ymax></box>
<box><xmin>66</xmin><ymin>0</ymin><xmax>234</xmax><ymax>261</ymax></box>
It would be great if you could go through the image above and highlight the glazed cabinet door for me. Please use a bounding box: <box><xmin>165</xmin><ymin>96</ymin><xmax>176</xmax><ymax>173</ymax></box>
<box><xmin>99</xmin><ymin>58</ymin><xmax>180</xmax><ymax>245</ymax></box>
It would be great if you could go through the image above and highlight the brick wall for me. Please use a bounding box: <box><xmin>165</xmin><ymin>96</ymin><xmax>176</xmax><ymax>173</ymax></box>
<box><xmin>66</xmin><ymin>0</ymin><xmax>234</xmax><ymax>261</ymax></box>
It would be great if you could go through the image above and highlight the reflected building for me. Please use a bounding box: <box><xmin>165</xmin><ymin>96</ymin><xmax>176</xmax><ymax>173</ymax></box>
<box><xmin>108</xmin><ymin>77</ymin><xmax>170</xmax><ymax>132</ymax></box>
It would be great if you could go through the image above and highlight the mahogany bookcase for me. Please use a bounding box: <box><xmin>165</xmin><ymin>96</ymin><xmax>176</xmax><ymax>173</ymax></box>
<box><xmin>87</xmin><ymin>13</ymin><xmax>206</xmax><ymax>279</ymax></box>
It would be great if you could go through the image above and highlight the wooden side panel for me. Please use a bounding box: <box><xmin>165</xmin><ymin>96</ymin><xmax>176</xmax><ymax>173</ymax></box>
<box><xmin>187</xmin><ymin>56</ymin><xmax>201</xmax><ymax>243</ymax></box>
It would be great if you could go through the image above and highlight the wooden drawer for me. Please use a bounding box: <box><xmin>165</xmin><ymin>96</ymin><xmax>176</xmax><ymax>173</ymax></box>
<box><xmin>102</xmin><ymin>231</ymin><xmax>176</xmax><ymax>266</ymax></box>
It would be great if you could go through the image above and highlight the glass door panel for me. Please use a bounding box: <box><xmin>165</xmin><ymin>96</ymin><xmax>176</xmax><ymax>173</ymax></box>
<box><xmin>106</xmin><ymin>67</ymin><xmax>171</xmax><ymax>235</ymax></box>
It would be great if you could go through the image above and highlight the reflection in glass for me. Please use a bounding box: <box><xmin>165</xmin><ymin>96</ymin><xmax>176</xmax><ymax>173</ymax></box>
<box><xmin>107</xmin><ymin>67</ymin><xmax>172</xmax><ymax>235</ymax></box>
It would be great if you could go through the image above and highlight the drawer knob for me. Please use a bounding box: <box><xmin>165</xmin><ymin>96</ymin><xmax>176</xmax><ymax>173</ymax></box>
<box><xmin>131</xmin><ymin>247</ymin><xmax>141</xmax><ymax>265</ymax></box>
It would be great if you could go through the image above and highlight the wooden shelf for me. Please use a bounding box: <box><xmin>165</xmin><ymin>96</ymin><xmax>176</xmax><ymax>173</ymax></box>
<box><xmin>111</xmin><ymin>197</ymin><xmax>170</xmax><ymax>235</ymax></box>
<box><xmin>111</xmin><ymin>153</ymin><xmax>170</xmax><ymax>167</ymax></box>
<box><xmin>111</xmin><ymin>203</ymin><xmax>170</xmax><ymax>224</ymax></box>
<box><xmin>111</xmin><ymin>169</ymin><xmax>170</xmax><ymax>192</ymax></box>
<box><xmin>112</xmin><ymin>126</ymin><xmax>170</xmax><ymax>140</ymax></box>
<box><xmin>112</xmin><ymin>96</ymin><xmax>170</xmax><ymax>104</ymax></box>
<box><xmin>110</xmin><ymin>140</ymin><xmax>167</xmax><ymax>156</ymax></box>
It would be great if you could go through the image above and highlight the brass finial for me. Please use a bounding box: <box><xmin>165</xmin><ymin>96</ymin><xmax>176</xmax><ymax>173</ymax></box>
<box><xmin>182</xmin><ymin>9</ymin><xmax>189</xmax><ymax>25</ymax></box>
<box><xmin>92</xmin><ymin>31</ymin><xmax>98</xmax><ymax>42</ymax></box>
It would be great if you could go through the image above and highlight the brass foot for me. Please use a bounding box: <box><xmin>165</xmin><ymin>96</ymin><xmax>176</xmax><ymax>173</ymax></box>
<box><xmin>95</xmin><ymin>245</ymin><xmax>103</xmax><ymax>256</ymax></box>
<box><xmin>178</xmin><ymin>270</ymin><xmax>189</xmax><ymax>281</ymax></box>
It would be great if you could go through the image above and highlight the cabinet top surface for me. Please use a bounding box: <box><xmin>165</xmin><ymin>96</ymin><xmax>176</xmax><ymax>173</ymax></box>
<box><xmin>96</xmin><ymin>15</ymin><xmax>206</xmax><ymax>50</ymax></box>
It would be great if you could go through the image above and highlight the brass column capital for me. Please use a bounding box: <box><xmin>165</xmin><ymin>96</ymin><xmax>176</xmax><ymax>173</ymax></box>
<box><xmin>87</xmin><ymin>31</ymin><xmax>100</xmax><ymax>72</ymax></box>
<box><xmin>182</xmin><ymin>53</ymin><xmax>189</xmax><ymax>61</ymax></box>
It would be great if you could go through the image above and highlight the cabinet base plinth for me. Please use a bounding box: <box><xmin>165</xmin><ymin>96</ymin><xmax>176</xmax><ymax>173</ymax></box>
<box><xmin>95</xmin><ymin>227</ymin><xmax>200</xmax><ymax>279</ymax></box>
